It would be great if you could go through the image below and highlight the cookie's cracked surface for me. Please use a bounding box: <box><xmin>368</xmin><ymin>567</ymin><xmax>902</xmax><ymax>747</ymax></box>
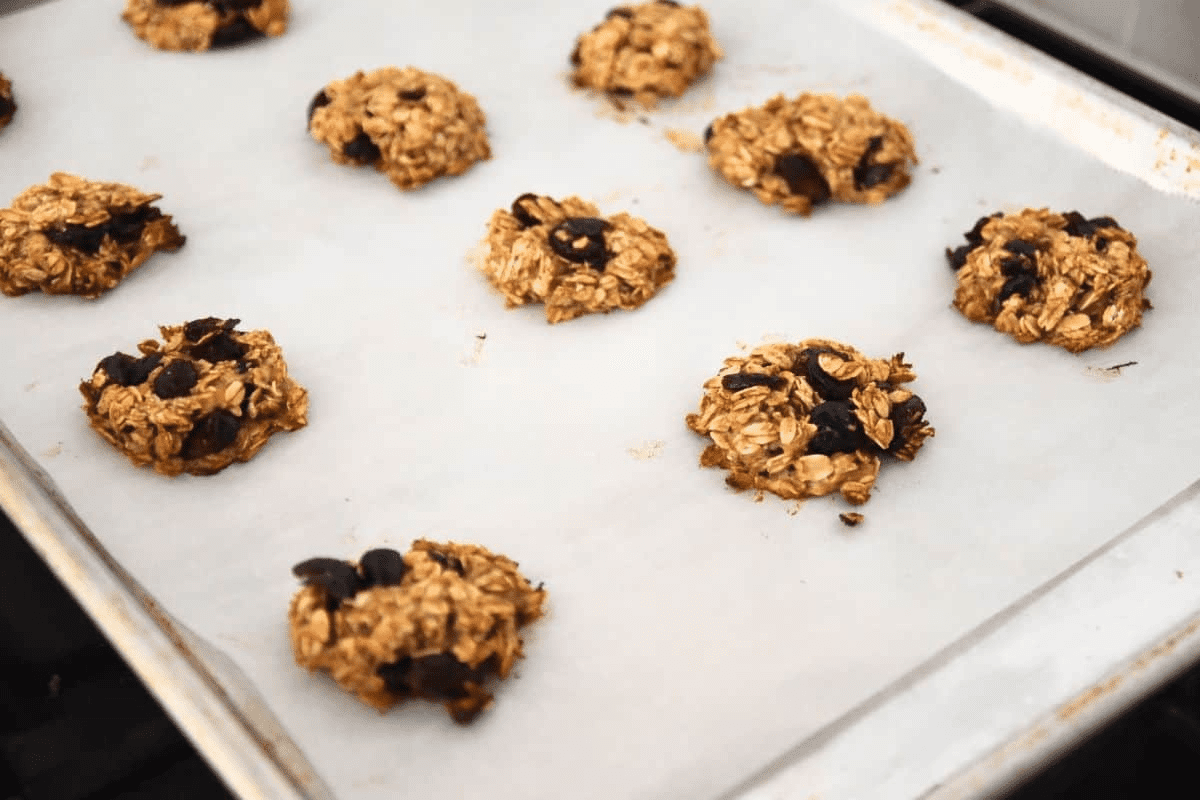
<box><xmin>122</xmin><ymin>0</ymin><xmax>289</xmax><ymax>51</ymax></box>
<box><xmin>570</xmin><ymin>1</ymin><xmax>722</xmax><ymax>108</ymax></box>
<box><xmin>80</xmin><ymin>318</ymin><xmax>308</xmax><ymax>476</ymax></box>
<box><xmin>686</xmin><ymin>339</ymin><xmax>934</xmax><ymax>505</ymax></box>
<box><xmin>289</xmin><ymin>541</ymin><xmax>547</xmax><ymax>724</ymax></box>
<box><xmin>705</xmin><ymin>93</ymin><xmax>917</xmax><ymax>216</ymax></box>
<box><xmin>946</xmin><ymin>209</ymin><xmax>1152</xmax><ymax>352</ymax></box>
<box><xmin>479</xmin><ymin>194</ymin><xmax>676</xmax><ymax>323</ymax></box>
<box><xmin>0</xmin><ymin>173</ymin><xmax>185</xmax><ymax>298</ymax></box>
<box><xmin>307</xmin><ymin>66</ymin><xmax>491</xmax><ymax>191</ymax></box>
<box><xmin>0</xmin><ymin>72</ymin><xmax>15</xmax><ymax>131</ymax></box>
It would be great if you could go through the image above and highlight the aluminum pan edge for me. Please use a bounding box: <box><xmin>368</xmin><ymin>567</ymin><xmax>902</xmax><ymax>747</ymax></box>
<box><xmin>0</xmin><ymin>419</ymin><xmax>332</xmax><ymax>800</ymax></box>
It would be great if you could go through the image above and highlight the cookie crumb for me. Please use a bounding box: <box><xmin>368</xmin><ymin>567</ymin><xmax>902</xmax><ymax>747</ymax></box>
<box><xmin>664</xmin><ymin>128</ymin><xmax>704</xmax><ymax>152</ymax></box>
<box><xmin>839</xmin><ymin>512</ymin><xmax>864</xmax><ymax>527</ymax></box>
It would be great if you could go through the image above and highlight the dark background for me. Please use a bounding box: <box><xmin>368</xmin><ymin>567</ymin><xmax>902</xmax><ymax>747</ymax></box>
<box><xmin>3</xmin><ymin>1</ymin><xmax>1200</xmax><ymax>798</ymax></box>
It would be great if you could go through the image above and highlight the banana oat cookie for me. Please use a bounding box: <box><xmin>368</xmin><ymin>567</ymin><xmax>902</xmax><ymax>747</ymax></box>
<box><xmin>122</xmin><ymin>0</ymin><xmax>289</xmax><ymax>52</ymax></box>
<box><xmin>570</xmin><ymin>1</ymin><xmax>722</xmax><ymax>108</ymax></box>
<box><xmin>307</xmin><ymin>67</ymin><xmax>491</xmax><ymax>191</ymax></box>
<box><xmin>478</xmin><ymin>193</ymin><xmax>676</xmax><ymax>323</ymax></box>
<box><xmin>686</xmin><ymin>339</ymin><xmax>934</xmax><ymax>505</ymax></box>
<box><xmin>0</xmin><ymin>173</ymin><xmax>185</xmax><ymax>298</ymax></box>
<box><xmin>705</xmin><ymin>93</ymin><xmax>917</xmax><ymax>216</ymax></box>
<box><xmin>0</xmin><ymin>72</ymin><xmax>14</xmax><ymax>131</ymax></box>
<box><xmin>289</xmin><ymin>541</ymin><xmax>547</xmax><ymax>724</ymax></box>
<box><xmin>80</xmin><ymin>317</ymin><xmax>308</xmax><ymax>476</ymax></box>
<box><xmin>946</xmin><ymin>209</ymin><xmax>1152</xmax><ymax>352</ymax></box>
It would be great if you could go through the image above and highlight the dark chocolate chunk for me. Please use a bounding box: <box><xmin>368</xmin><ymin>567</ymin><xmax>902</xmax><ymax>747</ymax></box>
<box><xmin>887</xmin><ymin>395</ymin><xmax>927</xmax><ymax>454</ymax></box>
<box><xmin>999</xmin><ymin>256</ymin><xmax>1035</xmax><ymax>278</ymax></box>
<box><xmin>239</xmin><ymin>382</ymin><xmax>255</xmax><ymax>415</ymax></box>
<box><xmin>721</xmin><ymin>372</ymin><xmax>787</xmax><ymax>392</ymax></box>
<box><xmin>342</xmin><ymin>130</ymin><xmax>381</xmax><ymax>165</ymax></box>
<box><xmin>428</xmin><ymin>550</ymin><xmax>465</xmax><ymax>575</ymax></box>
<box><xmin>1095</xmin><ymin>236</ymin><xmax>1109</xmax><ymax>253</ymax></box>
<box><xmin>1004</xmin><ymin>239</ymin><xmax>1040</xmax><ymax>257</ymax></box>
<box><xmin>377</xmin><ymin>653</ymin><xmax>485</xmax><ymax>700</ymax></box>
<box><xmin>0</xmin><ymin>93</ymin><xmax>14</xmax><ymax>122</ymax></box>
<box><xmin>209</xmin><ymin>16</ymin><xmax>264</xmax><ymax>48</ymax></box>
<box><xmin>1062</xmin><ymin>211</ymin><xmax>1121</xmax><ymax>239</ymax></box>
<box><xmin>189</xmin><ymin>331</ymin><xmax>246</xmax><ymax>363</ymax></box>
<box><xmin>157</xmin><ymin>0</ymin><xmax>199</xmax><ymax>5</ymax></box>
<box><xmin>852</xmin><ymin>136</ymin><xmax>893</xmax><ymax>190</ymax></box>
<box><xmin>997</xmin><ymin>272</ymin><xmax>1037</xmax><ymax>306</ymax></box>
<box><xmin>611</xmin><ymin>87</ymin><xmax>634</xmax><ymax>98</ymax></box>
<box><xmin>796</xmin><ymin>347</ymin><xmax>855</xmax><ymax>402</ymax></box>
<box><xmin>152</xmin><ymin>361</ymin><xmax>199</xmax><ymax>399</ymax></box>
<box><xmin>398</xmin><ymin>87</ymin><xmax>426</xmax><ymax>102</ymax></box>
<box><xmin>359</xmin><ymin>548</ymin><xmax>406</xmax><ymax>587</ymax></box>
<box><xmin>773</xmin><ymin>153</ymin><xmax>831</xmax><ymax>204</ymax></box>
<box><xmin>97</xmin><ymin>352</ymin><xmax>162</xmax><ymax>387</ymax></box>
<box><xmin>703</xmin><ymin>123</ymin><xmax>713</xmax><ymax>144</ymax></box>
<box><xmin>292</xmin><ymin>557</ymin><xmax>363</xmax><ymax>604</ymax></box>
<box><xmin>656</xmin><ymin>0</ymin><xmax>680</xmax><ymax>5</ymax></box>
<box><xmin>548</xmin><ymin>217</ymin><xmax>610</xmax><ymax>269</ymax></box>
<box><xmin>209</xmin><ymin>0</ymin><xmax>264</xmax><ymax>11</ymax></box>
<box><xmin>43</xmin><ymin>205</ymin><xmax>161</xmax><ymax>255</ymax></box>
<box><xmin>307</xmin><ymin>90</ymin><xmax>331</xmax><ymax>128</ymax></box>
<box><xmin>184</xmin><ymin>317</ymin><xmax>235</xmax><ymax>343</ymax></box>
<box><xmin>570</xmin><ymin>42</ymin><xmax>582</xmax><ymax>66</ymax></box>
<box><xmin>806</xmin><ymin>401</ymin><xmax>866</xmax><ymax>455</ymax></box>
<box><xmin>945</xmin><ymin>244</ymin><xmax>973</xmax><ymax>271</ymax></box>
<box><xmin>180</xmin><ymin>409</ymin><xmax>241</xmax><ymax>459</ymax></box>
<box><xmin>44</xmin><ymin>223</ymin><xmax>106</xmax><ymax>255</ymax></box>
<box><xmin>511</xmin><ymin>193</ymin><xmax>542</xmax><ymax>228</ymax></box>
<box><xmin>607</xmin><ymin>7</ymin><xmax>634</xmax><ymax>17</ymax></box>
<box><xmin>964</xmin><ymin>214</ymin><xmax>997</xmax><ymax>246</ymax></box>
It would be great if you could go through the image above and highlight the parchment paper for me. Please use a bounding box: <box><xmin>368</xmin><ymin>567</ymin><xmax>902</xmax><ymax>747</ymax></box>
<box><xmin>2</xmin><ymin>1</ymin><xmax>1199</xmax><ymax>798</ymax></box>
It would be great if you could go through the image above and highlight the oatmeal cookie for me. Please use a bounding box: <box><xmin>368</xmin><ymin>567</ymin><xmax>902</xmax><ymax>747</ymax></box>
<box><xmin>289</xmin><ymin>541</ymin><xmax>547</xmax><ymax>724</ymax></box>
<box><xmin>307</xmin><ymin>67</ymin><xmax>491</xmax><ymax>191</ymax></box>
<box><xmin>121</xmin><ymin>0</ymin><xmax>289</xmax><ymax>52</ymax></box>
<box><xmin>946</xmin><ymin>209</ymin><xmax>1152</xmax><ymax>352</ymax></box>
<box><xmin>570</xmin><ymin>1</ymin><xmax>722</xmax><ymax>108</ymax></box>
<box><xmin>0</xmin><ymin>172</ymin><xmax>185</xmax><ymax>298</ymax></box>
<box><xmin>686</xmin><ymin>339</ymin><xmax>934</xmax><ymax>505</ymax></box>
<box><xmin>0</xmin><ymin>72</ymin><xmax>15</xmax><ymax>131</ymax></box>
<box><xmin>79</xmin><ymin>317</ymin><xmax>308</xmax><ymax>476</ymax></box>
<box><xmin>705</xmin><ymin>93</ymin><xmax>917</xmax><ymax>216</ymax></box>
<box><xmin>478</xmin><ymin>193</ymin><xmax>676</xmax><ymax>323</ymax></box>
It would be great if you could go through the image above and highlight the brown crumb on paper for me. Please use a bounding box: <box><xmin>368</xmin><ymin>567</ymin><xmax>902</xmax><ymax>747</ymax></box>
<box><xmin>686</xmin><ymin>338</ymin><xmax>934</xmax><ymax>506</ymax></box>
<box><xmin>946</xmin><ymin>209</ymin><xmax>1152</xmax><ymax>352</ymax></box>
<box><xmin>289</xmin><ymin>541</ymin><xmax>547</xmax><ymax>724</ymax></box>
<box><xmin>664</xmin><ymin>128</ymin><xmax>704</xmax><ymax>152</ymax></box>
<box><xmin>570</xmin><ymin>2</ymin><xmax>722</xmax><ymax>109</ymax></box>
<box><xmin>839</xmin><ymin>512</ymin><xmax>864</xmax><ymax>527</ymax></box>
<box><xmin>478</xmin><ymin>193</ymin><xmax>676</xmax><ymax>323</ymax></box>
<box><xmin>705</xmin><ymin>93</ymin><xmax>917</xmax><ymax>216</ymax></box>
<box><xmin>0</xmin><ymin>172</ymin><xmax>185</xmax><ymax>298</ymax></box>
<box><xmin>0</xmin><ymin>72</ymin><xmax>15</xmax><ymax>131</ymax></box>
<box><xmin>122</xmin><ymin>0</ymin><xmax>289</xmax><ymax>52</ymax></box>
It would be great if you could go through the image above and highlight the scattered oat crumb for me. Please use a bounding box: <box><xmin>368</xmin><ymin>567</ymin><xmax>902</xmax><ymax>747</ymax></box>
<box><xmin>24</xmin><ymin>381</ymin><xmax>37</xmax><ymax>392</ymax></box>
<box><xmin>931</xmin><ymin>166</ymin><xmax>941</xmax><ymax>174</ymax></box>
<box><xmin>464</xmin><ymin>241</ymin><xmax>489</xmax><ymax>272</ymax></box>
<box><xmin>753</xmin><ymin>490</ymin><xmax>766</xmax><ymax>503</ymax></box>
<box><xmin>638</xmin><ymin>116</ymin><xmax>650</xmax><ymax>126</ymax></box>
<box><xmin>786</xmin><ymin>501</ymin><xmax>804</xmax><ymax>516</ymax></box>
<box><xmin>839</xmin><ymin>512</ymin><xmax>864</xmax><ymax>527</ymax></box>
<box><xmin>42</xmin><ymin>443</ymin><xmax>62</xmax><ymax>458</ymax></box>
<box><xmin>664</xmin><ymin>128</ymin><xmax>704</xmax><ymax>153</ymax></box>
<box><xmin>460</xmin><ymin>333</ymin><xmax>487</xmax><ymax>366</ymax></box>
<box><xmin>627</xmin><ymin>440</ymin><xmax>665</xmax><ymax>460</ymax></box>
<box><xmin>140</xmin><ymin>155</ymin><xmax>160</xmax><ymax>171</ymax></box>
<box><xmin>1177</xmin><ymin>570</ymin><xmax>1184</xmax><ymax>579</ymax></box>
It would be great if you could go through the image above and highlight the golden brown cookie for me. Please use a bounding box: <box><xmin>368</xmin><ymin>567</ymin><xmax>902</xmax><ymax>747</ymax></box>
<box><xmin>306</xmin><ymin>67</ymin><xmax>491</xmax><ymax>191</ymax></box>
<box><xmin>705</xmin><ymin>93</ymin><xmax>917</xmax><ymax>216</ymax></box>
<box><xmin>289</xmin><ymin>541</ymin><xmax>547</xmax><ymax>724</ymax></box>
<box><xmin>80</xmin><ymin>317</ymin><xmax>308</xmax><ymax>476</ymax></box>
<box><xmin>478</xmin><ymin>193</ymin><xmax>676</xmax><ymax>323</ymax></box>
<box><xmin>0</xmin><ymin>72</ymin><xmax>15</xmax><ymax>131</ymax></box>
<box><xmin>0</xmin><ymin>173</ymin><xmax>185</xmax><ymax>298</ymax></box>
<box><xmin>946</xmin><ymin>209</ymin><xmax>1152</xmax><ymax>352</ymax></box>
<box><xmin>570</xmin><ymin>1</ymin><xmax>722</xmax><ymax>108</ymax></box>
<box><xmin>121</xmin><ymin>0</ymin><xmax>289</xmax><ymax>52</ymax></box>
<box><xmin>686</xmin><ymin>339</ymin><xmax>934</xmax><ymax>505</ymax></box>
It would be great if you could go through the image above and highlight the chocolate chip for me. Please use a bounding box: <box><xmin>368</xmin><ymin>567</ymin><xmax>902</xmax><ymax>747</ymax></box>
<box><xmin>611</xmin><ymin>87</ymin><xmax>634</xmax><ymax>98</ymax></box>
<box><xmin>997</xmin><ymin>272</ymin><xmax>1037</xmax><ymax>306</ymax></box>
<box><xmin>239</xmin><ymin>382</ymin><xmax>255</xmax><ymax>415</ymax></box>
<box><xmin>428</xmin><ymin>550</ymin><xmax>465</xmax><ymax>575</ymax></box>
<box><xmin>1003</xmin><ymin>239</ymin><xmax>1039</xmax><ymax>257</ymax></box>
<box><xmin>189</xmin><ymin>332</ymin><xmax>246</xmax><ymax>363</ymax></box>
<box><xmin>807</xmin><ymin>401</ymin><xmax>866</xmax><ymax>455</ymax></box>
<box><xmin>887</xmin><ymin>395</ymin><xmax>927</xmax><ymax>454</ymax></box>
<box><xmin>999</xmin><ymin>256</ymin><xmax>1034</xmax><ymax>278</ymax></box>
<box><xmin>292</xmin><ymin>557</ymin><xmax>363</xmax><ymax>604</ymax></box>
<box><xmin>965</xmin><ymin>214</ymin><xmax>997</xmax><ymax>246</ymax></box>
<box><xmin>96</xmin><ymin>352</ymin><xmax>162</xmax><ymax>387</ymax></box>
<box><xmin>398</xmin><ymin>87</ymin><xmax>426</xmax><ymax>101</ymax></box>
<box><xmin>307</xmin><ymin>90</ymin><xmax>331</xmax><ymax>128</ymax></box>
<box><xmin>657</xmin><ymin>0</ymin><xmax>680</xmax><ymax>5</ymax></box>
<box><xmin>43</xmin><ymin>205</ymin><xmax>161</xmax><ymax>255</ymax></box>
<box><xmin>703</xmin><ymin>123</ymin><xmax>713</xmax><ymax>144</ymax></box>
<box><xmin>945</xmin><ymin>245</ymin><xmax>973</xmax><ymax>271</ymax></box>
<box><xmin>359</xmin><ymin>548</ymin><xmax>406</xmax><ymax>587</ymax></box>
<box><xmin>184</xmin><ymin>317</ymin><xmax>235</xmax><ymax>343</ymax></box>
<box><xmin>773</xmin><ymin>153</ymin><xmax>831</xmax><ymax>204</ymax></box>
<box><xmin>152</xmin><ymin>361</ymin><xmax>198</xmax><ymax>399</ymax></box>
<box><xmin>180</xmin><ymin>409</ymin><xmax>241</xmax><ymax>459</ymax></box>
<box><xmin>342</xmin><ymin>130</ymin><xmax>381</xmax><ymax>165</ymax></box>
<box><xmin>210</xmin><ymin>0</ymin><xmax>264</xmax><ymax>11</ymax></box>
<box><xmin>1062</xmin><ymin>211</ymin><xmax>1121</xmax><ymax>239</ymax></box>
<box><xmin>1095</xmin><ymin>237</ymin><xmax>1109</xmax><ymax>253</ymax></box>
<box><xmin>0</xmin><ymin>93</ymin><xmax>14</xmax><ymax>122</ymax></box>
<box><xmin>44</xmin><ymin>224</ymin><xmax>105</xmax><ymax>255</ymax></box>
<box><xmin>796</xmin><ymin>348</ymin><xmax>855</xmax><ymax>402</ymax></box>
<box><xmin>377</xmin><ymin>653</ymin><xmax>485</xmax><ymax>700</ymax></box>
<box><xmin>607</xmin><ymin>7</ymin><xmax>634</xmax><ymax>18</ymax></box>
<box><xmin>852</xmin><ymin>136</ymin><xmax>893</xmax><ymax>189</ymax></box>
<box><xmin>548</xmin><ymin>217</ymin><xmax>610</xmax><ymax>269</ymax></box>
<box><xmin>210</xmin><ymin>17</ymin><xmax>264</xmax><ymax>48</ymax></box>
<box><xmin>721</xmin><ymin>372</ymin><xmax>787</xmax><ymax>392</ymax></box>
<box><xmin>511</xmin><ymin>193</ymin><xmax>542</xmax><ymax>228</ymax></box>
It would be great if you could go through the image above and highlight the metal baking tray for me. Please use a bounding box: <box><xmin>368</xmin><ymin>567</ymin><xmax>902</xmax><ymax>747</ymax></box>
<box><xmin>2</xmin><ymin>0</ymin><xmax>1200</xmax><ymax>798</ymax></box>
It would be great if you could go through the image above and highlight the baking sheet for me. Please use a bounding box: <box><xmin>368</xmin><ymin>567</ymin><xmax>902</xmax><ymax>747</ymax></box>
<box><xmin>2</xmin><ymin>0</ymin><xmax>1200</xmax><ymax>798</ymax></box>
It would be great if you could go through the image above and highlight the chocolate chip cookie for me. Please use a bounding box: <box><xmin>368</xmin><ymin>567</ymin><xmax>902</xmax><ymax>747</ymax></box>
<box><xmin>0</xmin><ymin>173</ymin><xmax>185</xmax><ymax>298</ymax></box>
<box><xmin>307</xmin><ymin>66</ymin><xmax>491</xmax><ymax>191</ymax></box>
<box><xmin>570</xmin><ymin>1</ymin><xmax>723</xmax><ymax>108</ymax></box>
<box><xmin>0</xmin><ymin>72</ymin><xmax>15</xmax><ymax>131</ymax></box>
<box><xmin>705</xmin><ymin>93</ymin><xmax>917</xmax><ymax>216</ymax></box>
<box><xmin>946</xmin><ymin>209</ymin><xmax>1152</xmax><ymax>352</ymax></box>
<box><xmin>686</xmin><ymin>339</ymin><xmax>934</xmax><ymax>505</ymax></box>
<box><xmin>289</xmin><ymin>541</ymin><xmax>547</xmax><ymax>724</ymax></box>
<box><xmin>80</xmin><ymin>318</ymin><xmax>308</xmax><ymax>476</ymax></box>
<box><xmin>478</xmin><ymin>193</ymin><xmax>676</xmax><ymax>323</ymax></box>
<box><xmin>122</xmin><ymin>0</ymin><xmax>289</xmax><ymax>52</ymax></box>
